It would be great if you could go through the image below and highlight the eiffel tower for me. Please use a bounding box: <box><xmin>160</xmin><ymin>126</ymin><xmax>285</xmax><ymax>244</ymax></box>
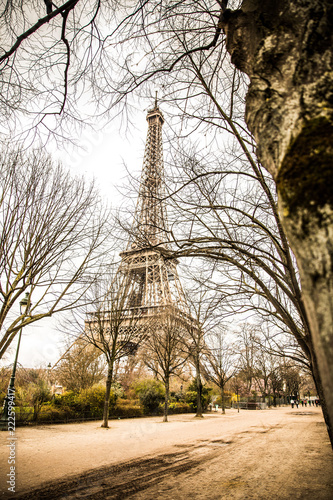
<box><xmin>117</xmin><ymin>98</ymin><xmax>190</xmax><ymax>322</ymax></box>
<box><xmin>52</xmin><ymin>100</ymin><xmax>191</xmax><ymax>369</ymax></box>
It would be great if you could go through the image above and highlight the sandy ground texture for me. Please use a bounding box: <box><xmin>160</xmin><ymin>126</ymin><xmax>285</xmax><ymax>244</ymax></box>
<box><xmin>0</xmin><ymin>406</ymin><xmax>333</xmax><ymax>499</ymax></box>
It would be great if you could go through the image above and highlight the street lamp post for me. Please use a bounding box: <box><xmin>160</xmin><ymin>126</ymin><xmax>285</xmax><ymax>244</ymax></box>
<box><xmin>0</xmin><ymin>293</ymin><xmax>30</xmax><ymax>431</ymax></box>
<box><xmin>47</xmin><ymin>362</ymin><xmax>52</xmax><ymax>388</ymax></box>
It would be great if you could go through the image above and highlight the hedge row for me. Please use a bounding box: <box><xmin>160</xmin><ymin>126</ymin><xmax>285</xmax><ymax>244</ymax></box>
<box><xmin>13</xmin><ymin>401</ymin><xmax>195</xmax><ymax>425</ymax></box>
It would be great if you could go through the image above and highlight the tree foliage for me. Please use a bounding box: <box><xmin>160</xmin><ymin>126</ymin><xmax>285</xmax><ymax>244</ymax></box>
<box><xmin>134</xmin><ymin>378</ymin><xmax>165</xmax><ymax>414</ymax></box>
<box><xmin>185</xmin><ymin>379</ymin><xmax>212</xmax><ymax>412</ymax></box>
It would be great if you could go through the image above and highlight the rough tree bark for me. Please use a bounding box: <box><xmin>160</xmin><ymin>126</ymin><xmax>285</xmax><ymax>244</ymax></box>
<box><xmin>195</xmin><ymin>359</ymin><xmax>203</xmax><ymax>418</ymax></box>
<box><xmin>163</xmin><ymin>377</ymin><xmax>170</xmax><ymax>422</ymax></box>
<box><xmin>221</xmin><ymin>386</ymin><xmax>226</xmax><ymax>415</ymax></box>
<box><xmin>102</xmin><ymin>364</ymin><xmax>113</xmax><ymax>428</ymax></box>
<box><xmin>223</xmin><ymin>0</ymin><xmax>333</xmax><ymax>444</ymax></box>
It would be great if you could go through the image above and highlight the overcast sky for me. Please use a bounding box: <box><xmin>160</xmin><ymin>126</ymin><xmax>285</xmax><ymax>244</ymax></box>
<box><xmin>2</xmin><ymin>103</ymin><xmax>156</xmax><ymax>369</ymax></box>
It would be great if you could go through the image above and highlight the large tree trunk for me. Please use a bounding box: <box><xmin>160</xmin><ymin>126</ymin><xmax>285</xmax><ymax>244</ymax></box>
<box><xmin>101</xmin><ymin>363</ymin><xmax>113</xmax><ymax>428</ymax></box>
<box><xmin>310</xmin><ymin>347</ymin><xmax>333</xmax><ymax>447</ymax></box>
<box><xmin>223</xmin><ymin>0</ymin><xmax>333</xmax><ymax>447</ymax></box>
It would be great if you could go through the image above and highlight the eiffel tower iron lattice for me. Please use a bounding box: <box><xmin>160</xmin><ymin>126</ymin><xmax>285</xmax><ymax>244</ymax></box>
<box><xmin>117</xmin><ymin>100</ymin><xmax>190</xmax><ymax>322</ymax></box>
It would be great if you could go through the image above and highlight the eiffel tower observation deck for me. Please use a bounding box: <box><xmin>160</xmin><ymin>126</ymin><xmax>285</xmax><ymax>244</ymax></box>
<box><xmin>117</xmin><ymin>99</ymin><xmax>190</xmax><ymax>322</ymax></box>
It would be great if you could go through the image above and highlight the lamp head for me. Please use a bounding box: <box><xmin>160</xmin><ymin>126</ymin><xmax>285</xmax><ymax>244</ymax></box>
<box><xmin>20</xmin><ymin>292</ymin><xmax>30</xmax><ymax>315</ymax></box>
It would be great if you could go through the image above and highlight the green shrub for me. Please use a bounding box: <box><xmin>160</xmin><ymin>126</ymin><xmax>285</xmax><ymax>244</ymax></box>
<box><xmin>14</xmin><ymin>404</ymin><xmax>77</xmax><ymax>423</ymax></box>
<box><xmin>133</xmin><ymin>379</ymin><xmax>165</xmax><ymax>414</ymax></box>
<box><xmin>168</xmin><ymin>402</ymin><xmax>194</xmax><ymax>414</ymax></box>
<box><xmin>170</xmin><ymin>391</ymin><xmax>186</xmax><ymax>403</ymax></box>
<box><xmin>76</xmin><ymin>385</ymin><xmax>106</xmax><ymax>417</ymax></box>
<box><xmin>15</xmin><ymin>406</ymin><xmax>34</xmax><ymax>423</ymax></box>
<box><xmin>116</xmin><ymin>397</ymin><xmax>140</xmax><ymax>406</ymax></box>
<box><xmin>54</xmin><ymin>390</ymin><xmax>77</xmax><ymax>408</ymax></box>
<box><xmin>49</xmin><ymin>384</ymin><xmax>125</xmax><ymax>420</ymax></box>
<box><xmin>112</xmin><ymin>404</ymin><xmax>143</xmax><ymax>418</ymax></box>
<box><xmin>184</xmin><ymin>390</ymin><xmax>197</xmax><ymax>407</ymax></box>
<box><xmin>185</xmin><ymin>380</ymin><xmax>212</xmax><ymax>411</ymax></box>
<box><xmin>38</xmin><ymin>405</ymin><xmax>76</xmax><ymax>422</ymax></box>
<box><xmin>53</xmin><ymin>384</ymin><xmax>116</xmax><ymax>416</ymax></box>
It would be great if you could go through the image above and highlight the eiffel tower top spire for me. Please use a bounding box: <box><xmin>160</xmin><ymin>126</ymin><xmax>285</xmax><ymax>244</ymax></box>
<box><xmin>127</xmin><ymin>98</ymin><xmax>169</xmax><ymax>250</ymax></box>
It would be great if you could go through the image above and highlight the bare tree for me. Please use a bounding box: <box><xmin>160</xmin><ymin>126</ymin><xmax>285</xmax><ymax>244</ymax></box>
<box><xmin>235</xmin><ymin>324</ymin><xmax>288</xmax><ymax>404</ymax></box>
<box><xmin>0</xmin><ymin>0</ymin><xmax>101</xmax><ymax>141</ymax></box>
<box><xmin>162</xmin><ymin>140</ymin><xmax>333</xmax><ymax>440</ymax></box>
<box><xmin>268</xmin><ymin>365</ymin><xmax>284</xmax><ymax>407</ymax></box>
<box><xmin>144</xmin><ymin>311</ymin><xmax>188</xmax><ymax>422</ymax></box>
<box><xmin>111</xmin><ymin>0</ymin><xmax>333</xmax><ymax>445</ymax></box>
<box><xmin>183</xmin><ymin>288</ymin><xmax>219</xmax><ymax>418</ymax></box>
<box><xmin>165</xmin><ymin>145</ymin><xmax>307</xmax><ymax>352</ymax></box>
<box><xmin>234</xmin><ymin>324</ymin><xmax>316</xmax><ymax>406</ymax></box>
<box><xmin>55</xmin><ymin>339</ymin><xmax>106</xmax><ymax>393</ymax></box>
<box><xmin>253</xmin><ymin>347</ymin><xmax>276</xmax><ymax>404</ymax></box>
<box><xmin>251</xmin><ymin>322</ymin><xmax>319</xmax><ymax>406</ymax></box>
<box><xmin>0</xmin><ymin>146</ymin><xmax>111</xmax><ymax>359</ymax></box>
<box><xmin>229</xmin><ymin>372</ymin><xmax>242</xmax><ymax>412</ymax></box>
<box><xmin>282</xmin><ymin>362</ymin><xmax>302</xmax><ymax>402</ymax></box>
<box><xmin>222</xmin><ymin>4</ymin><xmax>333</xmax><ymax>431</ymax></box>
<box><xmin>83</xmin><ymin>271</ymin><xmax>148</xmax><ymax>428</ymax></box>
<box><xmin>203</xmin><ymin>327</ymin><xmax>237</xmax><ymax>414</ymax></box>
<box><xmin>234</xmin><ymin>324</ymin><xmax>258</xmax><ymax>397</ymax></box>
<box><xmin>113</xmin><ymin>9</ymin><xmax>328</xmax><ymax>424</ymax></box>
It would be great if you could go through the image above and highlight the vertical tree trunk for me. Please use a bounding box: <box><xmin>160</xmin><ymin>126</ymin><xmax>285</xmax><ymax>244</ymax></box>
<box><xmin>163</xmin><ymin>377</ymin><xmax>169</xmax><ymax>422</ymax></box>
<box><xmin>311</xmin><ymin>349</ymin><xmax>333</xmax><ymax>447</ymax></box>
<box><xmin>221</xmin><ymin>385</ymin><xmax>226</xmax><ymax>414</ymax></box>
<box><xmin>101</xmin><ymin>363</ymin><xmax>113</xmax><ymax>428</ymax></box>
<box><xmin>33</xmin><ymin>400</ymin><xmax>41</xmax><ymax>422</ymax></box>
<box><xmin>195</xmin><ymin>358</ymin><xmax>203</xmax><ymax>418</ymax></box>
<box><xmin>281</xmin><ymin>180</ymin><xmax>333</xmax><ymax>448</ymax></box>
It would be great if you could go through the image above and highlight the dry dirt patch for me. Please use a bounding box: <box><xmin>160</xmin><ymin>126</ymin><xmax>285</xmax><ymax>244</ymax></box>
<box><xmin>0</xmin><ymin>407</ymin><xmax>332</xmax><ymax>499</ymax></box>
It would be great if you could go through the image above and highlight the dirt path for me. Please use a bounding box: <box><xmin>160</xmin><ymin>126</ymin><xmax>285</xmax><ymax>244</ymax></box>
<box><xmin>1</xmin><ymin>407</ymin><xmax>332</xmax><ymax>499</ymax></box>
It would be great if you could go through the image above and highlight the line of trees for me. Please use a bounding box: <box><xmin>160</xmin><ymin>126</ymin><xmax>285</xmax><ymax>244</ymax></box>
<box><xmin>45</xmin><ymin>317</ymin><xmax>316</xmax><ymax>422</ymax></box>
<box><xmin>54</xmin><ymin>263</ymin><xmax>317</xmax><ymax>426</ymax></box>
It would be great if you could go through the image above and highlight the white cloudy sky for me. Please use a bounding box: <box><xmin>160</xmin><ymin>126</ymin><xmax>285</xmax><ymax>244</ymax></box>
<box><xmin>3</xmin><ymin>103</ymin><xmax>154</xmax><ymax>369</ymax></box>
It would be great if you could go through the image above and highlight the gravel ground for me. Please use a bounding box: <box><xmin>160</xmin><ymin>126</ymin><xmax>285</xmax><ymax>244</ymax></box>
<box><xmin>0</xmin><ymin>406</ymin><xmax>332</xmax><ymax>499</ymax></box>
